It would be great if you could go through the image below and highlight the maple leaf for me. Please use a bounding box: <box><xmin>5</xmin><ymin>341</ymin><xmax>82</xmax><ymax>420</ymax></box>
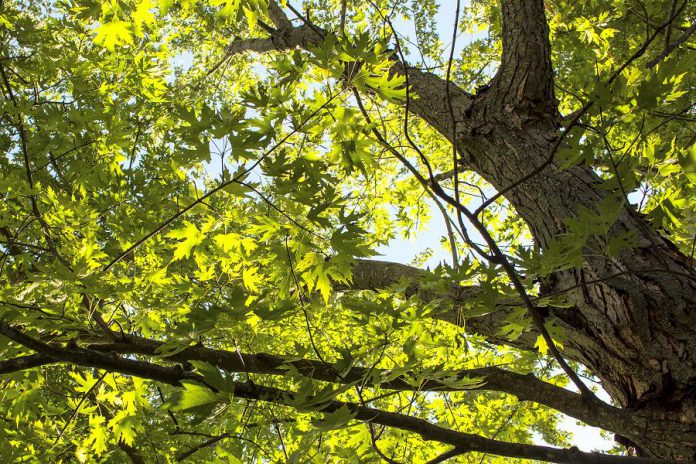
<box><xmin>93</xmin><ymin>21</ymin><xmax>134</xmax><ymax>51</ymax></box>
<box><xmin>167</xmin><ymin>221</ymin><xmax>205</xmax><ymax>261</ymax></box>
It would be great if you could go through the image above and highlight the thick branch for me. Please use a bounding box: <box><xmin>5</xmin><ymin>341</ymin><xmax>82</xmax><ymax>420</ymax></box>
<box><xmin>225</xmin><ymin>26</ymin><xmax>318</xmax><ymax>55</ymax></box>
<box><xmin>267</xmin><ymin>0</ymin><xmax>293</xmax><ymax>30</ymax></box>
<box><xmin>490</xmin><ymin>0</ymin><xmax>556</xmax><ymax>112</ymax></box>
<box><xmin>0</xmin><ymin>353</ymin><xmax>55</xmax><ymax>374</ymax></box>
<box><xmin>1</xmin><ymin>326</ymin><xmax>632</xmax><ymax>438</ymax></box>
<box><xmin>119</xmin><ymin>441</ymin><xmax>146</xmax><ymax>464</ymax></box>
<box><xmin>0</xmin><ymin>321</ymin><xmax>197</xmax><ymax>386</ymax></box>
<box><xmin>346</xmin><ymin>259</ymin><xmax>539</xmax><ymax>350</ymax></box>
<box><xmin>0</xmin><ymin>322</ymin><xmax>671</xmax><ymax>464</ymax></box>
<box><xmin>223</xmin><ymin>20</ymin><xmax>474</xmax><ymax>150</ymax></box>
<box><xmin>646</xmin><ymin>22</ymin><xmax>696</xmax><ymax>68</ymax></box>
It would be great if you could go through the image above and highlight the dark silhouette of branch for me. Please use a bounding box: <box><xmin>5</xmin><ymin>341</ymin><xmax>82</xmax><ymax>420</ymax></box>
<box><xmin>425</xmin><ymin>447</ymin><xmax>466</xmax><ymax>464</ymax></box>
<box><xmin>0</xmin><ymin>324</ymin><xmax>638</xmax><ymax>441</ymax></box>
<box><xmin>0</xmin><ymin>321</ymin><xmax>672</xmax><ymax>464</ymax></box>
<box><xmin>647</xmin><ymin>21</ymin><xmax>696</xmax><ymax>68</ymax></box>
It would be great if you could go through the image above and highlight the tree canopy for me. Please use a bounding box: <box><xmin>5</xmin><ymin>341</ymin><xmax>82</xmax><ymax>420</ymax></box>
<box><xmin>0</xmin><ymin>0</ymin><xmax>695</xmax><ymax>462</ymax></box>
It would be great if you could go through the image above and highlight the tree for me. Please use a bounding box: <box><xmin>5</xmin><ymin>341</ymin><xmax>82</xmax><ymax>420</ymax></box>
<box><xmin>0</xmin><ymin>0</ymin><xmax>694</xmax><ymax>461</ymax></box>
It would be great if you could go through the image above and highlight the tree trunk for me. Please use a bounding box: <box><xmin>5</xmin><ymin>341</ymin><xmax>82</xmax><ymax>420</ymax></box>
<box><xmin>352</xmin><ymin>113</ymin><xmax>696</xmax><ymax>458</ymax></box>
<box><xmin>459</xmin><ymin>110</ymin><xmax>696</xmax><ymax>460</ymax></box>
<box><xmin>351</xmin><ymin>117</ymin><xmax>696</xmax><ymax>458</ymax></box>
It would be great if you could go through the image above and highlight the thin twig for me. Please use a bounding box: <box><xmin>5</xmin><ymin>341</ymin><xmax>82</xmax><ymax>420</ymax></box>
<box><xmin>52</xmin><ymin>371</ymin><xmax>107</xmax><ymax>447</ymax></box>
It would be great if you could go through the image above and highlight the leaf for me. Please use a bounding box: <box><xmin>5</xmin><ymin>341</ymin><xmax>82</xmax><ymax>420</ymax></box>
<box><xmin>93</xmin><ymin>21</ymin><xmax>134</xmax><ymax>51</ymax></box>
<box><xmin>606</xmin><ymin>230</ymin><xmax>637</xmax><ymax>256</ymax></box>
<box><xmin>436</xmin><ymin>375</ymin><xmax>486</xmax><ymax>390</ymax></box>
<box><xmin>214</xmin><ymin>232</ymin><xmax>240</xmax><ymax>252</ymax></box>
<box><xmin>167</xmin><ymin>221</ymin><xmax>205</xmax><ymax>261</ymax></box>
<box><xmin>158</xmin><ymin>0</ymin><xmax>174</xmax><ymax>14</ymax></box>
<box><xmin>107</xmin><ymin>413</ymin><xmax>142</xmax><ymax>446</ymax></box>
<box><xmin>170</xmin><ymin>381</ymin><xmax>220</xmax><ymax>411</ymax></box>
<box><xmin>534</xmin><ymin>334</ymin><xmax>548</xmax><ymax>356</ymax></box>
<box><xmin>189</xmin><ymin>360</ymin><xmax>236</xmax><ymax>393</ymax></box>
<box><xmin>209</xmin><ymin>0</ymin><xmax>241</xmax><ymax>18</ymax></box>
<box><xmin>154</xmin><ymin>338</ymin><xmax>193</xmax><ymax>357</ymax></box>
<box><xmin>84</xmin><ymin>415</ymin><xmax>109</xmax><ymax>455</ymax></box>
<box><xmin>312</xmin><ymin>406</ymin><xmax>358</xmax><ymax>431</ymax></box>
<box><xmin>132</xmin><ymin>0</ymin><xmax>156</xmax><ymax>36</ymax></box>
<box><xmin>146</xmin><ymin>267</ymin><xmax>170</xmax><ymax>285</ymax></box>
<box><xmin>679</xmin><ymin>144</ymin><xmax>696</xmax><ymax>184</ymax></box>
<box><xmin>243</xmin><ymin>6</ymin><xmax>258</xmax><ymax>30</ymax></box>
<box><xmin>242</xmin><ymin>266</ymin><xmax>261</xmax><ymax>293</ymax></box>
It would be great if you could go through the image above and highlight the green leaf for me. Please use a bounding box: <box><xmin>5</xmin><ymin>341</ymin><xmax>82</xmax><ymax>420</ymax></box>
<box><xmin>107</xmin><ymin>413</ymin><xmax>142</xmax><ymax>446</ymax></box>
<box><xmin>170</xmin><ymin>382</ymin><xmax>220</xmax><ymax>411</ymax></box>
<box><xmin>242</xmin><ymin>266</ymin><xmax>262</xmax><ymax>293</ymax></box>
<box><xmin>154</xmin><ymin>338</ymin><xmax>193</xmax><ymax>357</ymax></box>
<box><xmin>189</xmin><ymin>360</ymin><xmax>236</xmax><ymax>393</ymax></box>
<box><xmin>312</xmin><ymin>406</ymin><xmax>358</xmax><ymax>431</ymax></box>
<box><xmin>93</xmin><ymin>21</ymin><xmax>134</xmax><ymax>51</ymax></box>
<box><xmin>679</xmin><ymin>144</ymin><xmax>696</xmax><ymax>184</ymax></box>
<box><xmin>84</xmin><ymin>415</ymin><xmax>109</xmax><ymax>456</ymax></box>
<box><xmin>167</xmin><ymin>221</ymin><xmax>205</xmax><ymax>261</ymax></box>
<box><xmin>209</xmin><ymin>0</ymin><xmax>241</xmax><ymax>18</ymax></box>
<box><xmin>534</xmin><ymin>335</ymin><xmax>548</xmax><ymax>356</ymax></box>
<box><xmin>158</xmin><ymin>0</ymin><xmax>174</xmax><ymax>14</ymax></box>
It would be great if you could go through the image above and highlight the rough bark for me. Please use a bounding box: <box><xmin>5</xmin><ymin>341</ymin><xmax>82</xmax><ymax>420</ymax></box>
<box><xmin>372</xmin><ymin>17</ymin><xmax>696</xmax><ymax>464</ymax></box>
<box><xmin>223</xmin><ymin>0</ymin><xmax>696</xmax><ymax>459</ymax></box>
<box><xmin>403</xmin><ymin>1</ymin><xmax>696</xmax><ymax>458</ymax></box>
<box><xmin>407</xmin><ymin>11</ymin><xmax>696</xmax><ymax>455</ymax></box>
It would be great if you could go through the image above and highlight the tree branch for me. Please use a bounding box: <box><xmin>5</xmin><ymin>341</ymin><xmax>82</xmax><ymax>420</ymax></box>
<box><xmin>345</xmin><ymin>259</ymin><xmax>539</xmax><ymax>350</ymax></box>
<box><xmin>224</xmin><ymin>26</ymin><xmax>318</xmax><ymax>55</ymax></box>
<box><xmin>646</xmin><ymin>22</ymin><xmax>696</xmax><ymax>68</ymax></box>
<box><xmin>0</xmin><ymin>321</ymin><xmax>672</xmax><ymax>464</ymax></box>
<box><xmin>119</xmin><ymin>441</ymin><xmax>146</xmax><ymax>464</ymax></box>
<box><xmin>0</xmin><ymin>352</ymin><xmax>55</xmax><ymax>374</ymax></box>
<box><xmin>489</xmin><ymin>0</ymin><xmax>556</xmax><ymax>112</ymax></box>
<box><xmin>1</xmin><ymin>324</ymin><xmax>634</xmax><ymax>439</ymax></box>
<box><xmin>267</xmin><ymin>0</ymin><xmax>293</xmax><ymax>30</ymax></box>
<box><xmin>220</xmin><ymin>5</ymin><xmax>594</xmax><ymax>399</ymax></box>
<box><xmin>0</xmin><ymin>321</ymin><xmax>197</xmax><ymax>386</ymax></box>
<box><xmin>222</xmin><ymin>15</ymin><xmax>474</xmax><ymax>151</ymax></box>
